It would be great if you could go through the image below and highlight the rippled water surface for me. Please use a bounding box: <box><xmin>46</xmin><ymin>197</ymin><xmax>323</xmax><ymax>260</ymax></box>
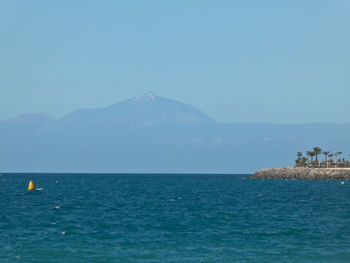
<box><xmin>1</xmin><ymin>173</ymin><xmax>350</xmax><ymax>262</ymax></box>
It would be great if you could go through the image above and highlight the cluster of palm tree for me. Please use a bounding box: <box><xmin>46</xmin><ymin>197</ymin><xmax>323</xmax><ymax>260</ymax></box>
<box><xmin>295</xmin><ymin>146</ymin><xmax>350</xmax><ymax>168</ymax></box>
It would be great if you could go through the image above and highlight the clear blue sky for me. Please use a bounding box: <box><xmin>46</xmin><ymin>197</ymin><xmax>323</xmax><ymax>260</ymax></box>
<box><xmin>0</xmin><ymin>0</ymin><xmax>349</xmax><ymax>123</ymax></box>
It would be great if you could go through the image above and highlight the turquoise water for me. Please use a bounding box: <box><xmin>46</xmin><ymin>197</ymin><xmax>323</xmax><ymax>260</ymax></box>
<box><xmin>1</xmin><ymin>173</ymin><xmax>350</xmax><ymax>262</ymax></box>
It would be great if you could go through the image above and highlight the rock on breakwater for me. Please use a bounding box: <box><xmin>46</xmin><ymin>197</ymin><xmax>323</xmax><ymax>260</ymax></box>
<box><xmin>250</xmin><ymin>167</ymin><xmax>350</xmax><ymax>180</ymax></box>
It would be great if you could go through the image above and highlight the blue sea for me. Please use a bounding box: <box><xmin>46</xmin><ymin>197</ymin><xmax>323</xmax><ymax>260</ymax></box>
<box><xmin>1</xmin><ymin>173</ymin><xmax>350</xmax><ymax>262</ymax></box>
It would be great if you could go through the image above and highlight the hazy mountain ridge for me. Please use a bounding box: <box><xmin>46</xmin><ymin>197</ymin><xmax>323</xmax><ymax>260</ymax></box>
<box><xmin>0</xmin><ymin>93</ymin><xmax>349</xmax><ymax>173</ymax></box>
<box><xmin>60</xmin><ymin>93</ymin><xmax>215</xmax><ymax>127</ymax></box>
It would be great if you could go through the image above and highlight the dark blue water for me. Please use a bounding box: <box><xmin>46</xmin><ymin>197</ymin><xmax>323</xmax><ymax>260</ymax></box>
<box><xmin>1</xmin><ymin>173</ymin><xmax>350</xmax><ymax>262</ymax></box>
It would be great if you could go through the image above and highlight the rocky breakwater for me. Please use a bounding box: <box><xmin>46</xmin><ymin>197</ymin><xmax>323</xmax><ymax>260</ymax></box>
<box><xmin>250</xmin><ymin>167</ymin><xmax>350</xmax><ymax>180</ymax></box>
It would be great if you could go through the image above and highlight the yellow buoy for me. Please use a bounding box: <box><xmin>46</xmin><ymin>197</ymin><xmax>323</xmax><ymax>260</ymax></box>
<box><xmin>341</xmin><ymin>181</ymin><xmax>345</xmax><ymax>185</ymax></box>
<box><xmin>28</xmin><ymin>180</ymin><xmax>35</xmax><ymax>191</ymax></box>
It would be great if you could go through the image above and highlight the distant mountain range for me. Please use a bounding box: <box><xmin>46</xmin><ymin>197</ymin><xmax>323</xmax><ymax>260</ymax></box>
<box><xmin>62</xmin><ymin>92</ymin><xmax>215</xmax><ymax>126</ymax></box>
<box><xmin>1</xmin><ymin>93</ymin><xmax>349</xmax><ymax>173</ymax></box>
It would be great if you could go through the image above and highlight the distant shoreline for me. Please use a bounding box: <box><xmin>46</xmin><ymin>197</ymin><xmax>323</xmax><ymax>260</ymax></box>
<box><xmin>250</xmin><ymin>167</ymin><xmax>350</xmax><ymax>180</ymax></box>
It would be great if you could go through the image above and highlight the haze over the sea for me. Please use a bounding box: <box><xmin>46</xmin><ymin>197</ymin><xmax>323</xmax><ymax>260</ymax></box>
<box><xmin>0</xmin><ymin>92</ymin><xmax>349</xmax><ymax>173</ymax></box>
<box><xmin>0</xmin><ymin>1</ymin><xmax>349</xmax><ymax>173</ymax></box>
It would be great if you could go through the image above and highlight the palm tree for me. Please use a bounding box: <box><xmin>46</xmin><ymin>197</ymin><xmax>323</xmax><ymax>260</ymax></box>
<box><xmin>301</xmin><ymin>157</ymin><xmax>307</xmax><ymax>167</ymax></box>
<box><xmin>328</xmin><ymin>153</ymin><xmax>334</xmax><ymax>167</ymax></box>
<box><xmin>338</xmin><ymin>152</ymin><xmax>343</xmax><ymax>167</ymax></box>
<box><xmin>338</xmin><ymin>152</ymin><xmax>343</xmax><ymax>162</ymax></box>
<box><xmin>309</xmin><ymin>152</ymin><xmax>315</xmax><ymax>166</ymax></box>
<box><xmin>295</xmin><ymin>152</ymin><xmax>303</xmax><ymax>167</ymax></box>
<box><xmin>323</xmin><ymin>151</ymin><xmax>330</xmax><ymax>167</ymax></box>
<box><xmin>313</xmin><ymin>147</ymin><xmax>322</xmax><ymax>164</ymax></box>
<box><xmin>306</xmin><ymin>151</ymin><xmax>311</xmax><ymax>164</ymax></box>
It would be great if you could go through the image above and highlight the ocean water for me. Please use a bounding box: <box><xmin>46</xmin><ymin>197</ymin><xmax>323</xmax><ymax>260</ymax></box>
<box><xmin>1</xmin><ymin>174</ymin><xmax>350</xmax><ymax>263</ymax></box>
